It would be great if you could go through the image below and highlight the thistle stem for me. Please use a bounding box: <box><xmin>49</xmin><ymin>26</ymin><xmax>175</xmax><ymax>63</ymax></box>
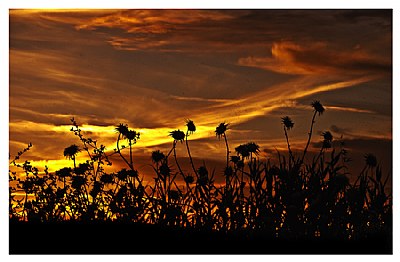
<box><xmin>185</xmin><ymin>131</ymin><xmax>198</xmax><ymax>177</ymax></box>
<box><xmin>302</xmin><ymin>111</ymin><xmax>317</xmax><ymax>164</ymax></box>
<box><xmin>116</xmin><ymin>133</ymin><xmax>133</xmax><ymax>170</ymax></box>
<box><xmin>173</xmin><ymin>141</ymin><xmax>185</xmax><ymax>177</ymax></box>
<box><xmin>223</xmin><ymin>133</ymin><xmax>230</xmax><ymax>168</ymax></box>
<box><xmin>284</xmin><ymin>127</ymin><xmax>294</xmax><ymax>164</ymax></box>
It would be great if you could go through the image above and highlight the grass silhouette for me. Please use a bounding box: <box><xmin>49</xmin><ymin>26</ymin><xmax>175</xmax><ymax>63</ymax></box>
<box><xmin>9</xmin><ymin>101</ymin><xmax>392</xmax><ymax>254</ymax></box>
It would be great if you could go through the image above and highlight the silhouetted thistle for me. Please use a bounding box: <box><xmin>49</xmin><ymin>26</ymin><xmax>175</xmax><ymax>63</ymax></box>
<box><xmin>215</xmin><ymin>122</ymin><xmax>230</xmax><ymax>169</ymax></box>
<box><xmin>63</xmin><ymin>144</ymin><xmax>80</xmax><ymax>168</ymax></box>
<box><xmin>302</xmin><ymin>101</ymin><xmax>326</xmax><ymax>163</ymax></box>
<box><xmin>151</xmin><ymin>150</ymin><xmax>165</xmax><ymax>163</ymax></box>
<box><xmin>170</xmin><ymin>129</ymin><xmax>185</xmax><ymax>177</ymax></box>
<box><xmin>115</xmin><ymin>123</ymin><xmax>129</xmax><ymax>137</ymax></box>
<box><xmin>185</xmin><ymin>120</ymin><xmax>198</xmax><ymax>176</ymax></box>
<box><xmin>160</xmin><ymin>162</ymin><xmax>171</xmax><ymax>177</ymax></box>
<box><xmin>364</xmin><ymin>153</ymin><xmax>377</xmax><ymax>168</ymax></box>
<box><xmin>281</xmin><ymin>116</ymin><xmax>294</xmax><ymax>130</ymax></box>
<box><xmin>282</xmin><ymin>116</ymin><xmax>294</xmax><ymax>162</ymax></box>
<box><xmin>169</xmin><ymin>130</ymin><xmax>185</xmax><ymax>143</ymax></box>
<box><xmin>235</xmin><ymin>142</ymin><xmax>259</xmax><ymax>159</ymax></box>
<box><xmin>322</xmin><ymin>131</ymin><xmax>333</xmax><ymax>142</ymax></box>
<box><xmin>186</xmin><ymin>119</ymin><xmax>196</xmax><ymax>134</ymax></box>
<box><xmin>215</xmin><ymin>122</ymin><xmax>229</xmax><ymax>139</ymax></box>
<box><xmin>115</xmin><ymin>123</ymin><xmax>137</xmax><ymax>170</ymax></box>
<box><xmin>236</xmin><ymin>144</ymin><xmax>250</xmax><ymax>158</ymax></box>
<box><xmin>321</xmin><ymin>131</ymin><xmax>333</xmax><ymax>149</ymax></box>
<box><xmin>311</xmin><ymin>100</ymin><xmax>325</xmax><ymax>115</ymax></box>
<box><xmin>246</xmin><ymin>142</ymin><xmax>260</xmax><ymax>155</ymax></box>
<box><xmin>126</xmin><ymin>130</ymin><xmax>140</xmax><ymax>142</ymax></box>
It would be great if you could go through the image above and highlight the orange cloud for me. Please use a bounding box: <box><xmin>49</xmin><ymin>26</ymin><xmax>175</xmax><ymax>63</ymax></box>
<box><xmin>75</xmin><ymin>10</ymin><xmax>235</xmax><ymax>32</ymax></box>
<box><xmin>238</xmin><ymin>41</ymin><xmax>391</xmax><ymax>77</ymax></box>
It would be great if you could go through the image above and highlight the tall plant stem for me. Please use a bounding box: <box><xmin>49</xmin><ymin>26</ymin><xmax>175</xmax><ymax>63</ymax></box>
<box><xmin>223</xmin><ymin>133</ymin><xmax>230</xmax><ymax>168</ymax></box>
<box><xmin>301</xmin><ymin>111</ymin><xmax>317</xmax><ymax>164</ymax></box>
<box><xmin>185</xmin><ymin>131</ymin><xmax>198</xmax><ymax>177</ymax></box>
<box><xmin>129</xmin><ymin>140</ymin><xmax>133</xmax><ymax>169</ymax></box>
<box><xmin>116</xmin><ymin>133</ymin><xmax>133</xmax><ymax>170</ymax></box>
<box><xmin>283</xmin><ymin>127</ymin><xmax>294</xmax><ymax>164</ymax></box>
<box><xmin>173</xmin><ymin>141</ymin><xmax>185</xmax><ymax>177</ymax></box>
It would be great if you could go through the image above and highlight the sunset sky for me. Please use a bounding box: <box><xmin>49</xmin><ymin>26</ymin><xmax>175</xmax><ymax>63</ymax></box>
<box><xmin>9</xmin><ymin>9</ymin><xmax>392</xmax><ymax>182</ymax></box>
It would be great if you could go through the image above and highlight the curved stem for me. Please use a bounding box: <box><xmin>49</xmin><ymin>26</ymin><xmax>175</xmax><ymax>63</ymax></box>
<box><xmin>301</xmin><ymin>111</ymin><xmax>317</xmax><ymax>164</ymax></box>
<box><xmin>129</xmin><ymin>140</ymin><xmax>133</xmax><ymax>169</ymax></box>
<box><xmin>185</xmin><ymin>131</ymin><xmax>198</xmax><ymax>177</ymax></box>
<box><xmin>173</xmin><ymin>141</ymin><xmax>185</xmax><ymax>177</ymax></box>
<box><xmin>223</xmin><ymin>133</ymin><xmax>230</xmax><ymax>168</ymax></box>
<box><xmin>284</xmin><ymin>127</ymin><xmax>294</xmax><ymax>163</ymax></box>
<box><xmin>116</xmin><ymin>133</ymin><xmax>133</xmax><ymax>170</ymax></box>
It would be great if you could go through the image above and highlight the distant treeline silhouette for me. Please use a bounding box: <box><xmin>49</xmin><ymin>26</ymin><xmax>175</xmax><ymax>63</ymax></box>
<box><xmin>9</xmin><ymin>101</ymin><xmax>392</xmax><ymax>242</ymax></box>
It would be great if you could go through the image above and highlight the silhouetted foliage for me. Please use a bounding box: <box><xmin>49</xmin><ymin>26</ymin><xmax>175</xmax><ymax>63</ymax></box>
<box><xmin>9</xmin><ymin>102</ymin><xmax>392</xmax><ymax>250</ymax></box>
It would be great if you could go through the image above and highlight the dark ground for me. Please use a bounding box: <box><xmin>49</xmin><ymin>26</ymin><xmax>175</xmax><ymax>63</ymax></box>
<box><xmin>9</xmin><ymin>220</ymin><xmax>392</xmax><ymax>254</ymax></box>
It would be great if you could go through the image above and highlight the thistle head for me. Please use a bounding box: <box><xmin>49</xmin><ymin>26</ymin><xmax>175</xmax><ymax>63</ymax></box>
<box><xmin>185</xmin><ymin>119</ymin><xmax>196</xmax><ymax>134</ymax></box>
<box><xmin>235</xmin><ymin>144</ymin><xmax>250</xmax><ymax>159</ymax></box>
<box><xmin>215</xmin><ymin>122</ymin><xmax>229</xmax><ymax>139</ymax></box>
<box><xmin>311</xmin><ymin>100</ymin><xmax>325</xmax><ymax>115</ymax></box>
<box><xmin>115</xmin><ymin>123</ymin><xmax>129</xmax><ymax>137</ymax></box>
<box><xmin>235</xmin><ymin>142</ymin><xmax>260</xmax><ymax>159</ymax></box>
<box><xmin>246</xmin><ymin>142</ymin><xmax>260</xmax><ymax>154</ymax></box>
<box><xmin>281</xmin><ymin>116</ymin><xmax>294</xmax><ymax>130</ymax></box>
<box><xmin>151</xmin><ymin>150</ymin><xmax>165</xmax><ymax>163</ymax></box>
<box><xmin>159</xmin><ymin>162</ymin><xmax>171</xmax><ymax>176</ymax></box>
<box><xmin>169</xmin><ymin>130</ymin><xmax>185</xmax><ymax>143</ymax></box>
<box><xmin>126</xmin><ymin>129</ymin><xmax>140</xmax><ymax>143</ymax></box>
<box><xmin>322</xmin><ymin>131</ymin><xmax>333</xmax><ymax>142</ymax></box>
<box><xmin>63</xmin><ymin>144</ymin><xmax>80</xmax><ymax>159</ymax></box>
